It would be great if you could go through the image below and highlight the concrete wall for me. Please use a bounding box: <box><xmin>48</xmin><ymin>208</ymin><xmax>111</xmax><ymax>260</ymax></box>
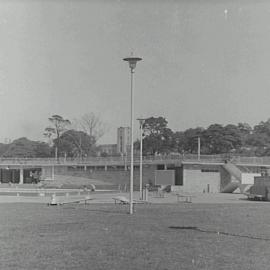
<box><xmin>89</xmin><ymin>168</ymin><xmax>155</xmax><ymax>189</ymax></box>
<box><xmin>220</xmin><ymin>166</ymin><xmax>231</xmax><ymax>191</ymax></box>
<box><xmin>55</xmin><ymin>165</ymin><xmax>157</xmax><ymax>190</ymax></box>
<box><xmin>41</xmin><ymin>166</ymin><xmax>54</xmax><ymax>181</ymax></box>
<box><xmin>155</xmin><ymin>170</ymin><xmax>175</xmax><ymax>185</ymax></box>
<box><xmin>241</xmin><ymin>173</ymin><xmax>261</xmax><ymax>184</ymax></box>
<box><xmin>183</xmin><ymin>169</ymin><xmax>220</xmax><ymax>193</ymax></box>
<box><xmin>56</xmin><ymin>164</ymin><xmax>221</xmax><ymax>193</ymax></box>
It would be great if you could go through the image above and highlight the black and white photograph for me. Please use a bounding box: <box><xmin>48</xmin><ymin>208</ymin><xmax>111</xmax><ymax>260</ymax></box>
<box><xmin>0</xmin><ymin>0</ymin><xmax>270</xmax><ymax>269</ymax></box>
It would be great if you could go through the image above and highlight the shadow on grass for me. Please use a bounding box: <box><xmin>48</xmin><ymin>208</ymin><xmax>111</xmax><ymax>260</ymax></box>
<box><xmin>238</xmin><ymin>197</ymin><xmax>251</xmax><ymax>201</ymax></box>
<box><xmin>238</xmin><ymin>197</ymin><xmax>270</xmax><ymax>203</ymax></box>
<box><xmin>169</xmin><ymin>226</ymin><xmax>270</xmax><ymax>241</ymax></box>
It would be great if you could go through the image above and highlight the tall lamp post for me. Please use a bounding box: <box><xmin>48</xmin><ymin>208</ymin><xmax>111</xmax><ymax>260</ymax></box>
<box><xmin>123</xmin><ymin>55</ymin><xmax>142</xmax><ymax>214</ymax></box>
<box><xmin>137</xmin><ymin>118</ymin><xmax>145</xmax><ymax>200</ymax></box>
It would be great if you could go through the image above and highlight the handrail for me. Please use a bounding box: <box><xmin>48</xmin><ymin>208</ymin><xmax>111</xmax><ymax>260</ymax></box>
<box><xmin>0</xmin><ymin>154</ymin><xmax>269</xmax><ymax>166</ymax></box>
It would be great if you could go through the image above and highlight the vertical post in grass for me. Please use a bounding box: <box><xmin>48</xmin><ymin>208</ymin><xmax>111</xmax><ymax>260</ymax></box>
<box><xmin>123</xmin><ymin>55</ymin><xmax>142</xmax><ymax>214</ymax></box>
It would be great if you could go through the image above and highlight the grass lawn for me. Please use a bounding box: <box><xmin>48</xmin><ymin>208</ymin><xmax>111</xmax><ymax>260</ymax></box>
<box><xmin>0</xmin><ymin>202</ymin><xmax>270</xmax><ymax>270</ymax></box>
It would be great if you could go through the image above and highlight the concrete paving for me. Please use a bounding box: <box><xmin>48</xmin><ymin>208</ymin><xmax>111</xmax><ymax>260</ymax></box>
<box><xmin>0</xmin><ymin>189</ymin><xmax>261</xmax><ymax>205</ymax></box>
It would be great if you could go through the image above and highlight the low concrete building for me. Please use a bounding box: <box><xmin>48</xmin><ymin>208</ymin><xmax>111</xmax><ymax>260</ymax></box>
<box><xmin>97</xmin><ymin>144</ymin><xmax>117</xmax><ymax>156</ymax></box>
<box><xmin>0</xmin><ymin>157</ymin><xmax>264</xmax><ymax>194</ymax></box>
<box><xmin>155</xmin><ymin>170</ymin><xmax>175</xmax><ymax>186</ymax></box>
<box><xmin>170</xmin><ymin>163</ymin><xmax>221</xmax><ymax>193</ymax></box>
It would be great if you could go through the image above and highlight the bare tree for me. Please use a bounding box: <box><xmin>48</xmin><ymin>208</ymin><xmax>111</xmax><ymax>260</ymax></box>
<box><xmin>74</xmin><ymin>113</ymin><xmax>108</xmax><ymax>143</ymax></box>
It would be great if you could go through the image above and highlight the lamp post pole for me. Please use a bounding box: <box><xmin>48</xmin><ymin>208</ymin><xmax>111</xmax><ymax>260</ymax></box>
<box><xmin>123</xmin><ymin>56</ymin><xmax>142</xmax><ymax>214</ymax></box>
<box><xmin>198</xmin><ymin>137</ymin><xmax>201</xmax><ymax>161</ymax></box>
<box><xmin>137</xmin><ymin>118</ymin><xmax>145</xmax><ymax>200</ymax></box>
<box><xmin>123</xmin><ymin>56</ymin><xmax>142</xmax><ymax>215</ymax></box>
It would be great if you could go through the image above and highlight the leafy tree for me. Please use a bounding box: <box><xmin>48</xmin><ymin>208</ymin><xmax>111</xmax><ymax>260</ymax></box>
<box><xmin>246</xmin><ymin>119</ymin><xmax>270</xmax><ymax>156</ymax></box>
<box><xmin>34</xmin><ymin>141</ymin><xmax>52</xmax><ymax>157</ymax></box>
<box><xmin>57</xmin><ymin>129</ymin><xmax>96</xmax><ymax>158</ymax></box>
<box><xmin>253</xmin><ymin>119</ymin><xmax>270</xmax><ymax>135</ymax></box>
<box><xmin>44</xmin><ymin>115</ymin><xmax>70</xmax><ymax>158</ymax></box>
<box><xmin>5</xmin><ymin>137</ymin><xmax>36</xmax><ymax>157</ymax></box>
<box><xmin>143</xmin><ymin>117</ymin><xmax>168</xmax><ymax>136</ymax></box>
<box><xmin>0</xmin><ymin>143</ymin><xmax>11</xmax><ymax>157</ymax></box>
<box><xmin>183</xmin><ymin>128</ymin><xmax>204</xmax><ymax>154</ymax></box>
<box><xmin>142</xmin><ymin>117</ymin><xmax>174</xmax><ymax>154</ymax></box>
<box><xmin>172</xmin><ymin>131</ymin><xmax>185</xmax><ymax>153</ymax></box>
<box><xmin>223</xmin><ymin>124</ymin><xmax>242</xmax><ymax>151</ymax></box>
<box><xmin>202</xmin><ymin>124</ymin><xmax>242</xmax><ymax>154</ymax></box>
<box><xmin>0</xmin><ymin>138</ymin><xmax>51</xmax><ymax>158</ymax></box>
<box><xmin>246</xmin><ymin>133</ymin><xmax>269</xmax><ymax>148</ymax></box>
<box><xmin>237</xmin><ymin>123</ymin><xmax>252</xmax><ymax>138</ymax></box>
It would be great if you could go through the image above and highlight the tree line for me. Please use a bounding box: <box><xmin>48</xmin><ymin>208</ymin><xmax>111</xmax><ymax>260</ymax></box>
<box><xmin>139</xmin><ymin>117</ymin><xmax>270</xmax><ymax>157</ymax></box>
<box><xmin>1</xmin><ymin>114</ymin><xmax>270</xmax><ymax>158</ymax></box>
<box><xmin>0</xmin><ymin>113</ymin><xmax>107</xmax><ymax>158</ymax></box>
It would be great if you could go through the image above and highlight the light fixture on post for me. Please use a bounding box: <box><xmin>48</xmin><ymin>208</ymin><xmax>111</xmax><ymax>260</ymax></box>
<box><xmin>123</xmin><ymin>55</ymin><xmax>142</xmax><ymax>214</ymax></box>
<box><xmin>137</xmin><ymin>118</ymin><xmax>146</xmax><ymax>200</ymax></box>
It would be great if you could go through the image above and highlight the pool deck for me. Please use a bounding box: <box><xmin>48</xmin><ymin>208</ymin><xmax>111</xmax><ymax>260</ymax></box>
<box><xmin>0</xmin><ymin>189</ymin><xmax>259</xmax><ymax>205</ymax></box>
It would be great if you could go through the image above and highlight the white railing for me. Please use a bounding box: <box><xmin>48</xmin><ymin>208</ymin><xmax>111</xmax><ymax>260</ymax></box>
<box><xmin>0</xmin><ymin>154</ymin><xmax>270</xmax><ymax>166</ymax></box>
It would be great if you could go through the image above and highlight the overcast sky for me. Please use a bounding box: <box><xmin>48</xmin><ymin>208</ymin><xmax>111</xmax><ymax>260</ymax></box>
<box><xmin>0</xmin><ymin>0</ymin><xmax>270</xmax><ymax>144</ymax></box>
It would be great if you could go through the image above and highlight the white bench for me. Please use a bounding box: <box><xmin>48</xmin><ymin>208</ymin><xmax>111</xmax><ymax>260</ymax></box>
<box><xmin>48</xmin><ymin>195</ymin><xmax>93</xmax><ymax>206</ymax></box>
<box><xmin>176</xmin><ymin>194</ymin><xmax>192</xmax><ymax>203</ymax></box>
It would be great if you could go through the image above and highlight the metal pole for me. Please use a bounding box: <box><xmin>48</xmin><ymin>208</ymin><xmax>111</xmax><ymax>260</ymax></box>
<box><xmin>139</xmin><ymin>121</ymin><xmax>143</xmax><ymax>200</ymax></box>
<box><xmin>55</xmin><ymin>146</ymin><xmax>58</xmax><ymax>160</ymax></box>
<box><xmin>129</xmin><ymin>69</ymin><xmax>134</xmax><ymax>214</ymax></box>
<box><xmin>123</xmin><ymin>55</ymin><xmax>142</xmax><ymax>214</ymax></box>
<box><xmin>198</xmin><ymin>137</ymin><xmax>201</xmax><ymax>161</ymax></box>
